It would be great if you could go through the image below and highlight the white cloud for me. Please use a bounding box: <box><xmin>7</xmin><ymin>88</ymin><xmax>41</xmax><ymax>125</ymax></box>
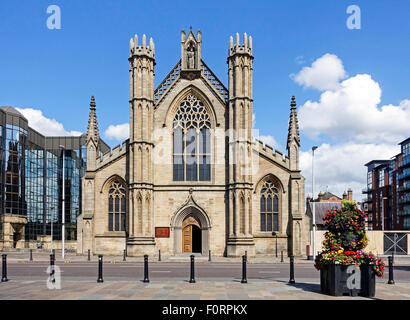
<box><xmin>300</xmin><ymin>142</ymin><xmax>400</xmax><ymax>202</ymax></box>
<box><xmin>104</xmin><ymin>123</ymin><xmax>129</xmax><ymax>141</ymax></box>
<box><xmin>257</xmin><ymin>135</ymin><xmax>280</xmax><ymax>149</ymax></box>
<box><xmin>298</xmin><ymin>72</ymin><xmax>410</xmax><ymax>144</ymax></box>
<box><xmin>16</xmin><ymin>108</ymin><xmax>82</xmax><ymax>136</ymax></box>
<box><xmin>291</xmin><ymin>53</ymin><xmax>347</xmax><ymax>91</ymax></box>
<box><xmin>293</xmin><ymin>53</ymin><xmax>409</xmax><ymax>202</ymax></box>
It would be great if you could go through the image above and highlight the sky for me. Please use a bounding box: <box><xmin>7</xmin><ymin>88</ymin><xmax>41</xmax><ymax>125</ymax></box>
<box><xmin>1</xmin><ymin>0</ymin><xmax>409</xmax><ymax>202</ymax></box>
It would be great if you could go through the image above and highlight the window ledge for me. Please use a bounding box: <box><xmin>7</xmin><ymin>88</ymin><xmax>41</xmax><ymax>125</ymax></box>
<box><xmin>253</xmin><ymin>232</ymin><xmax>287</xmax><ymax>238</ymax></box>
<box><xmin>95</xmin><ymin>232</ymin><xmax>126</xmax><ymax>238</ymax></box>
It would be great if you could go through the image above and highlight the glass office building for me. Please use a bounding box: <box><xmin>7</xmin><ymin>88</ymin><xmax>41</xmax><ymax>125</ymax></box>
<box><xmin>0</xmin><ymin>106</ymin><xmax>108</xmax><ymax>248</ymax></box>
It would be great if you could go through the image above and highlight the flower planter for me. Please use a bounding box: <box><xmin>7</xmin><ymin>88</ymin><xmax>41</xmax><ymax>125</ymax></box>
<box><xmin>320</xmin><ymin>263</ymin><xmax>376</xmax><ymax>297</ymax></box>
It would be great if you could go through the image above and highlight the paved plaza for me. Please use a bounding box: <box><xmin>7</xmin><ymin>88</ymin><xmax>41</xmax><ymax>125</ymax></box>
<box><xmin>1</xmin><ymin>279</ymin><xmax>410</xmax><ymax>300</ymax></box>
<box><xmin>1</xmin><ymin>251</ymin><xmax>410</xmax><ymax>300</ymax></box>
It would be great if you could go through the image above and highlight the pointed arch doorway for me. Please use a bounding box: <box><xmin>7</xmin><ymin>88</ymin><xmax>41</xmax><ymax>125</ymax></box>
<box><xmin>172</xmin><ymin>205</ymin><xmax>210</xmax><ymax>255</ymax></box>
<box><xmin>182</xmin><ymin>215</ymin><xmax>202</xmax><ymax>253</ymax></box>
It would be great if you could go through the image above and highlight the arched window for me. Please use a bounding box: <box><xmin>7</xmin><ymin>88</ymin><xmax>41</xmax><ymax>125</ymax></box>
<box><xmin>260</xmin><ymin>180</ymin><xmax>279</xmax><ymax>232</ymax></box>
<box><xmin>173</xmin><ymin>93</ymin><xmax>211</xmax><ymax>181</ymax></box>
<box><xmin>108</xmin><ymin>180</ymin><xmax>126</xmax><ymax>232</ymax></box>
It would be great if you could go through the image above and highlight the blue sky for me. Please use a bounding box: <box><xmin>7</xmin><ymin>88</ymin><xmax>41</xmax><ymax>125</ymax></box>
<box><xmin>1</xmin><ymin>0</ymin><xmax>409</xmax><ymax>200</ymax></box>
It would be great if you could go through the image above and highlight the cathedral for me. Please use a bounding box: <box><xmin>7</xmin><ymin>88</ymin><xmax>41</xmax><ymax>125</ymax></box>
<box><xmin>76</xmin><ymin>28</ymin><xmax>309</xmax><ymax>257</ymax></box>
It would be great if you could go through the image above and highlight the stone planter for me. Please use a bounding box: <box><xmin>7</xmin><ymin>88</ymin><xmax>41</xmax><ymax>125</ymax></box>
<box><xmin>320</xmin><ymin>263</ymin><xmax>376</xmax><ymax>297</ymax></box>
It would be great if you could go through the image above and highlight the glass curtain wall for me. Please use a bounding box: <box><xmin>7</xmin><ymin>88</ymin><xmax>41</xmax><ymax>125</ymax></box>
<box><xmin>5</xmin><ymin>123</ymin><xmax>27</xmax><ymax>216</ymax></box>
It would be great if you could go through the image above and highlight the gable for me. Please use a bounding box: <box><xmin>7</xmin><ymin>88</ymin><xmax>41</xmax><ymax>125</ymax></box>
<box><xmin>153</xmin><ymin>74</ymin><xmax>226</xmax><ymax>132</ymax></box>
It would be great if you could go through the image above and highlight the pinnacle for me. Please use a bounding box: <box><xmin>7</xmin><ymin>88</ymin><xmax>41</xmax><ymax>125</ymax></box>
<box><xmin>90</xmin><ymin>95</ymin><xmax>96</xmax><ymax>109</ymax></box>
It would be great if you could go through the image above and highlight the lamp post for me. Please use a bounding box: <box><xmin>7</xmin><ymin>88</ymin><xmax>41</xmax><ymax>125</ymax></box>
<box><xmin>312</xmin><ymin>146</ymin><xmax>318</xmax><ymax>259</ymax></box>
<box><xmin>50</xmin><ymin>206</ymin><xmax>55</xmax><ymax>252</ymax></box>
<box><xmin>272</xmin><ymin>231</ymin><xmax>278</xmax><ymax>258</ymax></box>
<box><xmin>60</xmin><ymin>145</ymin><xmax>65</xmax><ymax>260</ymax></box>
<box><xmin>382</xmin><ymin>196</ymin><xmax>388</xmax><ymax>231</ymax></box>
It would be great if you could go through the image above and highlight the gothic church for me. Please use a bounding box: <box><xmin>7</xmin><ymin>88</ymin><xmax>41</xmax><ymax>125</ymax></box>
<box><xmin>77</xmin><ymin>28</ymin><xmax>309</xmax><ymax>257</ymax></box>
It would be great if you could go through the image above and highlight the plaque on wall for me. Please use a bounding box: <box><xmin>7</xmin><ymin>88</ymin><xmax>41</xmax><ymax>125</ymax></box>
<box><xmin>155</xmin><ymin>227</ymin><xmax>170</xmax><ymax>238</ymax></box>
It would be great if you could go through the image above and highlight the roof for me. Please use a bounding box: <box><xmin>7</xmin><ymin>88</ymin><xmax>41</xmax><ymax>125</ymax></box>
<box><xmin>309</xmin><ymin>201</ymin><xmax>342</xmax><ymax>224</ymax></box>
<box><xmin>364</xmin><ymin>159</ymin><xmax>390</xmax><ymax>167</ymax></box>
<box><xmin>399</xmin><ymin>137</ymin><xmax>410</xmax><ymax>146</ymax></box>
<box><xmin>315</xmin><ymin>191</ymin><xmax>341</xmax><ymax>201</ymax></box>
<box><xmin>0</xmin><ymin>106</ymin><xmax>28</xmax><ymax>121</ymax></box>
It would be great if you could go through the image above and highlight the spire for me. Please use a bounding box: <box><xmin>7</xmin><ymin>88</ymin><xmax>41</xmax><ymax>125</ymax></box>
<box><xmin>87</xmin><ymin>95</ymin><xmax>100</xmax><ymax>146</ymax></box>
<box><xmin>287</xmin><ymin>95</ymin><xmax>301</xmax><ymax>149</ymax></box>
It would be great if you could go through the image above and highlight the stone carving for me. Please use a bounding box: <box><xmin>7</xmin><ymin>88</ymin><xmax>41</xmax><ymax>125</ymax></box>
<box><xmin>187</xmin><ymin>45</ymin><xmax>195</xmax><ymax>69</ymax></box>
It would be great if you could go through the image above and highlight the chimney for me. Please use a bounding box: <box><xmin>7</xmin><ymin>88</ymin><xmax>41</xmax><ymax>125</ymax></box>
<box><xmin>318</xmin><ymin>192</ymin><xmax>323</xmax><ymax>202</ymax></box>
<box><xmin>343</xmin><ymin>191</ymin><xmax>347</xmax><ymax>200</ymax></box>
<box><xmin>347</xmin><ymin>188</ymin><xmax>353</xmax><ymax>201</ymax></box>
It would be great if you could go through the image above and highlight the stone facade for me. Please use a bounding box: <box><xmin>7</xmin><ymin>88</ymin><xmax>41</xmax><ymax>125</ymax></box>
<box><xmin>76</xmin><ymin>28</ymin><xmax>310</xmax><ymax>257</ymax></box>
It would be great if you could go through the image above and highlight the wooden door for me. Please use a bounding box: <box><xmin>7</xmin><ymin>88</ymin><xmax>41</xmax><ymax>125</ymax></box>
<box><xmin>183</xmin><ymin>225</ymin><xmax>192</xmax><ymax>253</ymax></box>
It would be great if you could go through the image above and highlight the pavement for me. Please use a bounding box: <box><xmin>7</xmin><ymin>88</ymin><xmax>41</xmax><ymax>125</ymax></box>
<box><xmin>1</xmin><ymin>279</ymin><xmax>409</xmax><ymax>300</ymax></box>
<box><xmin>2</xmin><ymin>250</ymin><xmax>410</xmax><ymax>265</ymax></box>
<box><xmin>1</xmin><ymin>250</ymin><xmax>409</xmax><ymax>300</ymax></box>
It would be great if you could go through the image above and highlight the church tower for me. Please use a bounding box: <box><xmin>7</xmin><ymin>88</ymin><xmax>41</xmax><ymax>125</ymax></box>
<box><xmin>226</xmin><ymin>33</ymin><xmax>255</xmax><ymax>257</ymax></box>
<box><xmin>81</xmin><ymin>96</ymin><xmax>100</xmax><ymax>254</ymax></box>
<box><xmin>286</xmin><ymin>96</ymin><xmax>305</xmax><ymax>256</ymax></box>
<box><xmin>127</xmin><ymin>34</ymin><xmax>156</xmax><ymax>255</ymax></box>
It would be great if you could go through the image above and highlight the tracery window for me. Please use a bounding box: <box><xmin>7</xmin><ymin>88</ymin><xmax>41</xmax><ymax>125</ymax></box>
<box><xmin>260</xmin><ymin>180</ymin><xmax>279</xmax><ymax>232</ymax></box>
<box><xmin>108</xmin><ymin>180</ymin><xmax>126</xmax><ymax>232</ymax></box>
<box><xmin>173</xmin><ymin>94</ymin><xmax>211</xmax><ymax>181</ymax></box>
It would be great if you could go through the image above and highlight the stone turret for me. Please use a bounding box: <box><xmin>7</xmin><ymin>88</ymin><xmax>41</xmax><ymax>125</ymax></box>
<box><xmin>86</xmin><ymin>96</ymin><xmax>100</xmax><ymax>171</ymax></box>
<box><xmin>287</xmin><ymin>96</ymin><xmax>301</xmax><ymax>171</ymax></box>
<box><xmin>226</xmin><ymin>32</ymin><xmax>255</xmax><ymax>257</ymax></box>
<box><xmin>128</xmin><ymin>33</ymin><xmax>156</xmax><ymax>255</ymax></box>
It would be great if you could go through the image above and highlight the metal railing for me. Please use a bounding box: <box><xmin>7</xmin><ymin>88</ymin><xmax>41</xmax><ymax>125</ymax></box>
<box><xmin>399</xmin><ymin>209</ymin><xmax>410</xmax><ymax>216</ymax></box>
<box><xmin>398</xmin><ymin>184</ymin><xmax>410</xmax><ymax>192</ymax></box>
<box><xmin>398</xmin><ymin>155</ymin><xmax>410</xmax><ymax>168</ymax></box>
<box><xmin>398</xmin><ymin>170</ymin><xmax>410</xmax><ymax>180</ymax></box>
<box><xmin>362</xmin><ymin>187</ymin><xmax>372</xmax><ymax>194</ymax></box>
<box><xmin>200</xmin><ymin>59</ymin><xmax>229</xmax><ymax>102</ymax></box>
<box><xmin>154</xmin><ymin>60</ymin><xmax>182</xmax><ymax>104</ymax></box>
<box><xmin>398</xmin><ymin>195</ymin><xmax>410</xmax><ymax>204</ymax></box>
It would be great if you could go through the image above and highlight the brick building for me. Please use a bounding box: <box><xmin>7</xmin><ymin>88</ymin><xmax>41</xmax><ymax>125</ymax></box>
<box><xmin>363</xmin><ymin>137</ymin><xmax>410</xmax><ymax>230</ymax></box>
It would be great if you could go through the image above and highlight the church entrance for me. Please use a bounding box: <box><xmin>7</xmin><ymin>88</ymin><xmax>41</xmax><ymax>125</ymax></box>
<box><xmin>182</xmin><ymin>215</ymin><xmax>202</xmax><ymax>253</ymax></box>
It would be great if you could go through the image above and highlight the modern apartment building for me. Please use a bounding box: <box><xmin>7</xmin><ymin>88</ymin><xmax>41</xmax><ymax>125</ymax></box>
<box><xmin>363</xmin><ymin>137</ymin><xmax>410</xmax><ymax>230</ymax></box>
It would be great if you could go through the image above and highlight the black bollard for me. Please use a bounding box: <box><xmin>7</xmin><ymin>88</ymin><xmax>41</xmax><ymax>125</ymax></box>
<box><xmin>123</xmin><ymin>249</ymin><xmax>126</xmax><ymax>262</ymax></box>
<box><xmin>29</xmin><ymin>249</ymin><xmax>33</xmax><ymax>262</ymax></box>
<box><xmin>88</xmin><ymin>249</ymin><xmax>91</xmax><ymax>262</ymax></box>
<box><xmin>1</xmin><ymin>254</ymin><xmax>8</xmax><ymax>282</ymax></box>
<box><xmin>289</xmin><ymin>255</ymin><xmax>295</xmax><ymax>284</ymax></box>
<box><xmin>281</xmin><ymin>250</ymin><xmax>284</xmax><ymax>263</ymax></box>
<box><xmin>209</xmin><ymin>250</ymin><xmax>211</xmax><ymax>262</ymax></box>
<box><xmin>97</xmin><ymin>255</ymin><xmax>104</xmax><ymax>283</ymax></box>
<box><xmin>388</xmin><ymin>256</ymin><xmax>395</xmax><ymax>285</ymax></box>
<box><xmin>49</xmin><ymin>253</ymin><xmax>55</xmax><ymax>283</ymax></box>
<box><xmin>241</xmin><ymin>255</ymin><xmax>247</xmax><ymax>284</ymax></box>
<box><xmin>158</xmin><ymin>249</ymin><xmax>161</xmax><ymax>262</ymax></box>
<box><xmin>189</xmin><ymin>255</ymin><xmax>196</xmax><ymax>283</ymax></box>
<box><xmin>143</xmin><ymin>255</ymin><xmax>150</xmax><ymax>283</ymax></box>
